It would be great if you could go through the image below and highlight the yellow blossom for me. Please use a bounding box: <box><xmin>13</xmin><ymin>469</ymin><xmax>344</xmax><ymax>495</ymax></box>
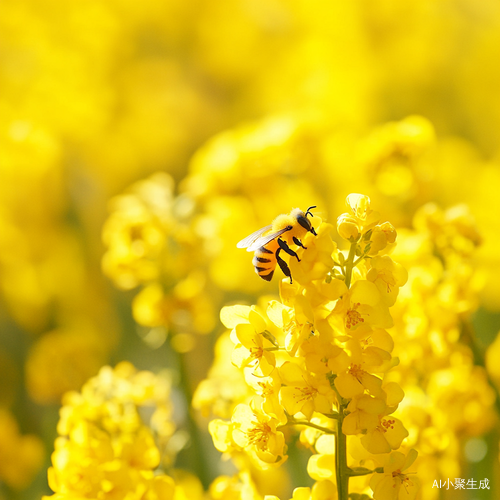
<box><xmin>337</xmin><ymin>214</ymin><xmax>360</xmax><ymax>242</ymax></box>
<box><xmin>230</xmin><ymin>322</ymin><xmax>277</xmax><ymax>377</ymax></box>
<box><xmin>328</xmin><ymin>281</ymin><xmax>393</xmax><ymax>338</ymax></box>
<box><xmin>279</xmin><ymin>361</ymin><xmax>336</xmax><ymax>420</ymax></box>
<box><xmin>344</xmin><ymin>194</ymin><xmax>380</xmax><ymax>233</ymax></box>
<box><xmin>369</xmin><ymin>449</ymin><xmax>419</xmax><ymax>500</ymax></box>
<box><xmin>364</xmin><ymin>222</ymin><xmax>398</xmax><ymax>256</ymax></box>
<box><xmin>366</xmin><ymin>256</ymin><xmax>408</xmax><ymax>307</ymax></box>
<box><xmin>45</xmin><ymin>363</ymin><xmax>177</xmax><ymax>499</ymax></box>
<box><xmin>231</xmin><ymin>404</ymin><xmax>287</xmax><ymax>466</ymax></box>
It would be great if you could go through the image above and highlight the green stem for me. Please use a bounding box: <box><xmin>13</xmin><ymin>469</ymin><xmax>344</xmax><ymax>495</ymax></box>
<box><xmin>336</xmin><ymin>401</ymin><xmax>350</xmax><ymax>500</ymax></box>
<box><xmin>282</xmin><ymin>418</ymin><xmax>337</xmax><ymax>434</ymax></box>
<box><xmin>321</xmin><ymin>412</ymin><xmax>340</xmax><ymax>420</ymax></box>
<box><xmin>348</xmin><ymin>467</ymin><xmax>384</xmax><ymax>477</ymax></box>
<box><xmin>344</xmin><ymin>240</ymin><xmax>358</xmax><ymax>289</ymax></box>
<box><xmin>352</xmin><ymin>253</ymin><xmax>368</xmax><ymax>266</ymax></box>
<box><xmin>176</xmin><ymin>349</ymin><xmax>210</xmax><ymax>488</ymax></box>
<box><xmin>329</xmin><ymin>365</ymin><xmax>352</xmax><ymax>498</ymax></box>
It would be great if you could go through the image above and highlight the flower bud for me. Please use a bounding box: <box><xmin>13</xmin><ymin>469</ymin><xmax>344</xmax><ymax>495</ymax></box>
<box><xmin>346</xmin><ymin>193</ymin><xmax>371</xmax><ymax>220</ymax></box>
<box><xmin>366</xmin><ymin>221</ymin><xmax>397</xmax><ymax>255</ymax></box>
<box><xmin>337</xmin><ymin>214</ymin><xmax>360</xmax><ymax>241</ymax></box>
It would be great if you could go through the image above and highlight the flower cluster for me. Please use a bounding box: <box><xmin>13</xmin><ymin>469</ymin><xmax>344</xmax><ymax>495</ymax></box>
<box><xmin>44</xmin><ymin>362</ymin><xmax>177</xmax><ymax>500</ymax></box>
<box><xmin>388</xmin><ymin>203</ymin><xmax>498</xmax><ymax>495</ymax></box>
<box><xmin>102</xmin><ymin>173</ymin><xmax>216</xmax><ymax>346</ymax></box>
<box><xmin>205</xmin><ymin>195</ymin><xmax>418</xmax><ymax>500</ymax></box>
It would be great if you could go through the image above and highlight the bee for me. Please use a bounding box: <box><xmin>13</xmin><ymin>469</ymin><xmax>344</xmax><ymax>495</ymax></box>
<box><xmin>237</xmin><ymin>206</ymin><xmax>317</xmax><ymax>283</ymax></box>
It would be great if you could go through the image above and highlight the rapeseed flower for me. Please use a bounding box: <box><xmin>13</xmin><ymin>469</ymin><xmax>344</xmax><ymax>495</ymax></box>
<box><xmin>44</xmin><ymin>362</ymin><xmax>177</xmax><ymax>500</ymax></box>
<box><xmin>369</xmin><ymin>449</ymin><xmax>419</xmax><ymax>500</ymax></box>
<box><xmin>5</xmin><ymin>2</ymin><xmax>500</xmax><ymax>498</ymax></box>
<box><xmin>204</xmin><ymin>195</ymin><xmax>417</xmax><ymax>499</ymax></box>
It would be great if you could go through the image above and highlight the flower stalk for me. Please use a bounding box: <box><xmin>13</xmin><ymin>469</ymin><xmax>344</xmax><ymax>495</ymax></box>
<box><xmin>207</xmin><ymin>195</ymin><xmax>418</xmax><ymax>500</ymax></box>
<box><xmin>336</xmin><ymin>400</ymin><xmax>350</xmax><ymax>500</ymax></box>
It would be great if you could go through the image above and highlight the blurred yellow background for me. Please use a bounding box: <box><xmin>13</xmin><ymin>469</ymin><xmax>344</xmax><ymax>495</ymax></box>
<box><xmin>1</xmin><ymin>1</ymin><xmax>500</xmax><ymax>499</ymax></box>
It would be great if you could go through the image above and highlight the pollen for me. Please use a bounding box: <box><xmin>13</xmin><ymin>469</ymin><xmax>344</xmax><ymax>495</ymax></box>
<box><xmin>345</xmin><ymin>303</ymin><xmax>365</xmax><ymax>329</ymax></box>
<box><xmin>249</xmin><ymin>339</ymin><xmax>265</xmax><ymax>360</ymax></box>
<box><xmin>360</xmin><ymin>336</ymin><xmax>372</xmax><ymax>348</ymax></box>
<box><xmin>392</xmin><ymin>469</ymin><xmax>414</xmax><ymax>492</ymax></box>
<box><xmin>257</xmin><ymin>381</ymin><xmax>274</xmax><ymax>397</ymax></box>
<box><xmin>295</xmin><ymin>385</ymin><xmax>317</xmax><ymax>402</ymax></box>
<box><xmin>348</xmin><ymin>363</ymin><xmax>365</xmax><ymax>381</ymax></box>
<box><xmin>247</xmin><ymin>421</ymin><xmax>271</xmax><ymax>449</ymax></box>
<box><xmin>380</xmin><ymin>418</ymin><xmax>396</xmax><ymax>432</ymax></box>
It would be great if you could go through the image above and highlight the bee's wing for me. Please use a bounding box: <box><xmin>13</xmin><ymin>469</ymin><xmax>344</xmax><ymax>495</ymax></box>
<box><xmin>246</xmin><ymin>227</ymin><xmax>292</xmax><ymax>252</ymax></box>
<box><xmin>237</xmin><ymin>225</ymin><xmax>273</xmax><ymax>250</ymax></box>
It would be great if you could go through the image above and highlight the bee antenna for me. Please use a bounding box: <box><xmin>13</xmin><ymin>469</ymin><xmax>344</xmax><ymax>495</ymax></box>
<box><xmin>305</xmin><ymin>205</ymin><xmax>316</xmax><ymax>217</ymax></box>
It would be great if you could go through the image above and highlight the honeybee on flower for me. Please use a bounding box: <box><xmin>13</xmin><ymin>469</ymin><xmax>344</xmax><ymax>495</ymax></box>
<box><xmin>237</xmin><ymin>206</ymin><xmax>317</xmax><ymax>283</ymax></box>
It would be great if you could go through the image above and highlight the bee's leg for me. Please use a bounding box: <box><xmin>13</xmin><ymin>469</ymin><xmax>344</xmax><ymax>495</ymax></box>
<box><xmin>276</xmin><ymin>248</ymin><xmax>293</xmax><ymax>284</ymax></box>
<box><xmin>293</xmin><ymin>236</ymin><xmax>306</xmax><ymax>249</ymax></box>
<box><xmin>278</xmin><ymin>238</ymin><xmax>300</xmax><ymax>262</ymax></box>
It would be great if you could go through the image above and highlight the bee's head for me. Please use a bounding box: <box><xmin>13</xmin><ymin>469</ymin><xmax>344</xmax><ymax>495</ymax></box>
<box><xmin>296</xmin><ymin>206</ymin><xmax>317</xmax><ymax>236</ymax></box>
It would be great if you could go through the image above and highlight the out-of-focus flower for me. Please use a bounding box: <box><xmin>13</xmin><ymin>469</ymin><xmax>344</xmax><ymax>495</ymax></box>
<box><xmin>387</xmin><ymin>202</ymin><xmax>498</xmax><ymax>496</ymax></box>
<box><xmin>25</xmin><ymin>326</ymin><xmax>107</xmax><ymax>405</ymax></box>
<box><xmin>44</xmin><ymin>362</ymin><xmax>177</xmax><ymax>500</ymax></box>
<box><xmin>102</xmin><ymin>172</ymin><xmax>219</xmax><ymax>344</ymax></box>
<box><xmin>0</xmin><ymin>409</ymin><xmax>45</xmax><ymax>490</ymax></box>
<box><xmin>193</xmin><ymin>332</ymin><xmax>250</xmax><ymax>419</ymax></box>
<box><xmin>358</xmin><ymin>116</ymin><xmax>436</xmax><ymax>200</ymax></box>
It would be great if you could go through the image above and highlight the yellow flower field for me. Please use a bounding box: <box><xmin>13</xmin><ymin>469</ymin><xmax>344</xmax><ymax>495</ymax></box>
<box><xmin>1</xmin><ymin>1</ymin><xmax>500</xmax><ymax>500</ymax></box>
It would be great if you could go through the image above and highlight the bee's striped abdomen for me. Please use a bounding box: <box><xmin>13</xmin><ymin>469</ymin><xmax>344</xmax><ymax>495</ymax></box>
<box><xmin>252</xmin><ymin>242</ymin><xmax>277</xmax><ymax>281</ymax></box>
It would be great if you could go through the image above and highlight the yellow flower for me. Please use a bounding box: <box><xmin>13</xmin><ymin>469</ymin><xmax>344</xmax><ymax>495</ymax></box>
<box><xmin>281</xmin><ymin>481</ymin><xmax>337</xmax><ymax>500</ymax></box>
<box><xmin>230</xmin><ymin>404</ymin><xmax>287</xmax><ymax>466</ymax></box>
<box><xmin>365</xmin><ymin>222</ymin><xmax>397</xmax><ymax>256</ymax></box>
<box><xmin>247</xmin><ymin>370</ymin><xmax>286</xmax><ymax>425</ymax></box>
<box><xmin>208</xmin><ymin>419</ymin><xmax>235</xmax><ymax>454</ymax></box>
<box><xmin>366</xmin><ymin>256</ymin><xmax>408</xmax><ymax>307</ymax></box>
<box><xmin>201</xmin><ymin>196</ymin><xmax>415</xmax><ymax>497</ymax></box>
<box><xmin>328</xmin><ymin>281</ymin><xmax>393</xmax><ymax>338</ymax></box>
<box><xmin>360</xmin><ymin>417</ymin><xmax>409</xmax><ymax>455</ymax></box>
<box><xmin>267</xmin><ymin>297</ymin><xmax>313</xmax><ymax>356</ymax></box>
<box><xmin>231</xmin><ymin>321</ymin><xmax>277</xmax><ymax>377</ymax></box>
<box><xmin>334</xmin><ymin>363</ymin><xmax>383</xmax><ymax>400</ymax></box>
<box><xmin>193</xmin><ymin>332</ymin><xmax>250</xmax><ymax>419</ymax></box>
<box><xmin>369</xmin><ymin>449</ymin><xmax>419</xmax><ymax>500</ymax></box>
<box><xmin>102</xmin><ymin>173</ymin><xmax>177</xmax><ymax>291</ymax></box>
<box><xmin>279</xmin><ymin>361</ymin><xmax>336</xmax><ymax>420</ymax></box>
<box><xmin>342</xmin><ymin>395</ymin><xmax>386</xmax><ymax>435</ymax></box>
<box><xmin>288</xmin><ymin>221</ymin><xmax>335</xmax><ymax>286</ymax></box>
<box><xmin>132</xmin><ymin>279</ymin><xmax>215</xmax><ymax>335</ymax></box>
<box><xmin>209</xmin><ymin>472</ymin><xmax>263</xmax><ymax>500</ymax></box>
<box><xmin>300</xmin><ymin>336</ymin><xmax>350</xmax><ymax>376</ymax></box>
<box><xmin>344</xmin><ymin>194</ymin><xmax>380</xmax><ymax>233</ymax></box>
<box><xmin>306</xmin><ymin>435</ymin><xmax>338</xmax><ymax>483</ymax></box>
<box><xmin>299</xmin><ymin>414</ymin><xmax>336</xmax><ymax>451</ymax></box>
<box><xmin>337</xmin><ymin>214</ymin><xmax>360</xmax><ymax>242</ymax></box>
<box><xmin>45</xmin><ymin>363</ymin><xmax>177</xmax><ymax>499</ymax></box>
<box><xmin>25</xmin><ymin>327</ymin><xmax>107</xmax><ymax>405</ymax></box>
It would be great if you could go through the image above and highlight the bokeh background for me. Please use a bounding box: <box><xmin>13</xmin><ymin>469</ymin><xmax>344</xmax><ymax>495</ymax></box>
<box><xmin>1</xmin><ymin>0</ymin><xmax>500</xmax><ymax>499</ymax></box>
